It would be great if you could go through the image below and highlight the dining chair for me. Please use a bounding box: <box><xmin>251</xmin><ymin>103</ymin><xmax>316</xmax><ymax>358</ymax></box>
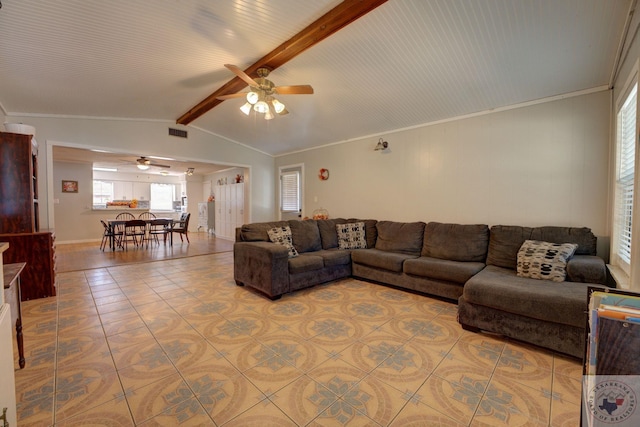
<box><xmin>138</xmin><ymin>212</ymin><xmax>156</xmax><ymax>220</ymax></box>
<box><xmin>115</xmin><ymin>212</ymin><xmax>135</xmax><ymax>220</ymax></box>
<box><xmin>148</xmin><ymin>219</ymin><xmax>170</xmax><ymax>245</ymax></box>
<box><xmin>114</xmin><ymin>212</ymin><xmax>136</xmax><ymax>239</ymax></box>
<box><xmin>99</xmin><ymin>219</ymin><xmax>119</xmax><ymax>251</ymax></box>
<box><xmin>171</xmin><ymin>213</ymin><xmax>191</xmax><ymax>243</ymax></box>
<box><xmin>122</xmin><ymin>219</ymin><xmax>146</xmax><ymax>250</ymax></box>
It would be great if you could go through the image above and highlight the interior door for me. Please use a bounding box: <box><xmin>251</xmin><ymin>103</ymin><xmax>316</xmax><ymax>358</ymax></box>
<box><xmin>280</xmin><ymin>165</ymin><xmax>303</xmax><ymax>221</ymax></box>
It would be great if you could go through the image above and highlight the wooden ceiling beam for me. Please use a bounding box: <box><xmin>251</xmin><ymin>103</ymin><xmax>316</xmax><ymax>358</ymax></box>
<box><xmin>176</xmin><ymin>0</ymin><xmax>388</xmax><ymax>125</ymax></box>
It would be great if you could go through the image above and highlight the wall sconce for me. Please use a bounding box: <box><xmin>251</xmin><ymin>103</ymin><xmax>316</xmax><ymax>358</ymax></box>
<box><xmin>186</xmin><ymin>167</ymin><xmax>194</xmax><ymax>176</ymax></box>
<box><xmin>374</xmin><ymin>138</ymin><xmax>389</xmax><ymax>151</ymax></box>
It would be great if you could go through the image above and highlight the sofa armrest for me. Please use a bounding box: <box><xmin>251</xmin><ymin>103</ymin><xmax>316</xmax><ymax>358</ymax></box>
<box><xmin>233</xmin><ymin>241</ymin><xmax>290</xmax><ymax>298</ymax></box>
<box><xmin>566</xmin><ymin>255</ymin><xmax>606</xmax><ymax>285</ymax></box>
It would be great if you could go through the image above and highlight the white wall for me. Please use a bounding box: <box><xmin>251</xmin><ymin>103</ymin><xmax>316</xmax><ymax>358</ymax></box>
<box><xmin>4</xmin><ymin>115</ymin><xmax>275</xmax><ymax>234</ymax></box>
<box><xmin>276</xmin><ymin>90</ymin><xmax>611</xmax><ymax>256</ymax></box>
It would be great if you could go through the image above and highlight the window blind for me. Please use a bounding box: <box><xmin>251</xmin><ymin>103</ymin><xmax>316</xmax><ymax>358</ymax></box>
<box><xmin>281</xmin><ymin>171</ymin><xmax>300</xmax><ymax>212</ymax></box>
<box><xmin>615</xmin><ymin>83</ymin><xmax>637</xmax><ymax>266</ymax></box>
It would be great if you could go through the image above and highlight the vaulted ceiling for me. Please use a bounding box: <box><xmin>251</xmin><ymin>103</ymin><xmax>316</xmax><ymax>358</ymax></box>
<box><xmin>0</xmin><ymin>0</ymin><xmax>631</xmax><ymax>156</ymax></box>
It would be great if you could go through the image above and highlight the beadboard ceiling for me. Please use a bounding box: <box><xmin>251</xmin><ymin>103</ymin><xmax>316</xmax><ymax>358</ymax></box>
<box><xmin>0</xmin><ymin>0</ymin><xmax>631</xmax><ymax>156</ymax></box>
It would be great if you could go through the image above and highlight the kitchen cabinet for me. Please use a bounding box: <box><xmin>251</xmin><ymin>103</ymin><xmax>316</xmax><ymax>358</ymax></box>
<box><xmin>113</xmin><ymin>181</ymin><xmax>133</xmax><ymax>200</ymax></box>
<box><xmin>133</xmin><ymin>182</ymin><xmax>150</xmax><ymax>201</ymax></box>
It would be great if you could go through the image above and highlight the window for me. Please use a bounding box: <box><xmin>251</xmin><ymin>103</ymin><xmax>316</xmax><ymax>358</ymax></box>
<box><xmin>280</xmin><ymin>170</ymin><xmax>300</xmax><ymax>213</ymax></box>
<box><xmin>614</xmin><ymin>83</ymin><xmax>637</xmax><ymax>274</ymax></box>
<box><xmin>93</xmin><ymin>180</ymin><xmax>113</xmax><ymax>207</ymax></box>
<box><xmin>150</xmin><ymin>183</ymin><xmax>175</xmax><ymax>211</ymax></box>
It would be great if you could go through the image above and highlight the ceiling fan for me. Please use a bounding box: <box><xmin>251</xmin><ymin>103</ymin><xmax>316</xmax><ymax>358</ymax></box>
<box><xmin>216</xmin><ymin>64</ymin><xmax>313</xmax><ymax>120</ymax></box>
<box><xmin>136</xmin><ymin>156</ymin><xmax>170</xmax><ymax>170</ymax></box>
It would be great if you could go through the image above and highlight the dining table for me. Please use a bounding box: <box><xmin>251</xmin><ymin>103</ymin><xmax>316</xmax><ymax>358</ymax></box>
<box><xmin>106</xmin><ymin>218</ymin><xmax>175</xmax><ymax>250</ymax></box>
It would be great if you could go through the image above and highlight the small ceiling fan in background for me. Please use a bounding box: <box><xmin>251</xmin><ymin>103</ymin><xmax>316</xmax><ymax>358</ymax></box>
<box><xmin>136</xmin><ymin>156</ymin><xmax>170</xmax><ymax>170</ymax></box>
<box><xmin>216</xmin><ymin>64</ymin><xmax>313</xmax><ymax>120</ymax></box>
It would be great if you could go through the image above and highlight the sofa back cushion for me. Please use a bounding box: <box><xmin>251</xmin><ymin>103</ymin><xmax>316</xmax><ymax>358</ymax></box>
<box><xmin>487</xmin><ymin>225</ymin><xmax>598</xmax><ymax>270</ymax></box>
<box><xmin>348</xmin><ymin>219</ymin><xmax>378</xmax><ymax>249</ymax></box>
<box><xmin>238</xmin><ymin>221</ymin><xmax>289</xmax><ymax>242</ymax></box>
<box><xmin>317</xmin><ymin>218</ymin><xmax>348</xmax><ymax>249</ymax></box>
<box><xmin>422</xmin><ymin>222</ymin><xmax>489</xmax><ymax>262</ymax></box>
<box><xmin>375</xmin><ymin>221</ymin><xmax>425</xmax><ymax>255</ymax></box>
<box><xmin>530</xmin><ymin>226</ymin><xmax>597</xmax><ymax>256</ymax></box>
<box><xmin>288</xmin><ymin>220</ymin><xmax>322</xmax><ymax>253</ymax></box>
<box><xmin>486</xmin><ymin>225</ymin><xmax>535</xmax><ymax>269</ymax></box>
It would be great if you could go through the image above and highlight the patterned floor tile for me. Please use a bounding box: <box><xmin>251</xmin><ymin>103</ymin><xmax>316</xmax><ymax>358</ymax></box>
<box><xmin>54</xmin><ymin>396</ymin><xmax>134</xmax><ymax>426</ymax></box>
<box><xmin>550</xmin><ymin>398</ymin><xmax>581</xmax><ymax>427</ymax></box>
<box><xmin>182</xmin><ymin>362</ymin><xmax>267</xmax><ymax>425</ymax></box>
<box><xmin>494</xmin><ymin>342</ymin><xmax>554</xmax><ymax>392</ymax></box>
<box><xmin>124</xmin><ymin>373</ymin><xmax>194</xmax><ymax>425</ymax></box>
<box><xmin>270</xmin><ymin>374</ymin><xmax>340</xmax><ymax>426</ymax></box>
<box><xmin>390</xmin><ymin>398</ymin><xmax>466</xmax><ymax>426</ymax></box>
<box><xmin>472</xmin><ymin>375</ymin><xmax>551</xmax><ymax>426</ymax></box>
<box><xmin>117</xmin><ymin>354</ymin><xmax>178</xmax><ymax>394</ymax></box>
<box><xmin>136</xmin><ymin>396</ymin><xmax>214</xmax><ymax>426</ymax></box>
<box><xmin>368</xmin><ymin>337</ymin><xmax>439</xmax><ymax>394</ymax></box>
<box><xmin>551</xmin><ymin>370</ymin><xmax>582</xmax><ymax>405</ymax></box>
<box><xmin>156</xmin><ymin>331</ymin><xmax>220</xmax><ymax>368</ymax></box>
<box><xmin>54</xmin><ymin>362</ymin><xmax>124</xmax><ymax>422</ymax></box>
<box><xmin>223</xmin><ymin>400</ymin><xmax>297</xmax><ymax>426</ymax></box>
<box><xmin>12</xmin><ymin>251</ymin><xmax>589</xmax><ymax>426</ymax></box>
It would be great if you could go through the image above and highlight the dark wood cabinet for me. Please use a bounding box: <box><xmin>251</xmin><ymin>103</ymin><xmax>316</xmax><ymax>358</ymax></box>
<box><xmin>0</xmin><ymin>131</ymin><xmax>39</xmax><ymax>234</ymax></box>
<box><xmin>0</xmin><ymin>232</ymin><xmax>56</xmax><ymax>301</ymax></box>
<box><xmin>0</xmin><ymin>131</ymin><xmax>56</xmax><ymax>300</ymax></box>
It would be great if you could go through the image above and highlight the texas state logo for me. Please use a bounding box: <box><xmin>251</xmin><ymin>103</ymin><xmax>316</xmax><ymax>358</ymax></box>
<box><xmin>587</xmin><ymin>380</ymin><xmax>637</xmax><ymax>424</ymax></box>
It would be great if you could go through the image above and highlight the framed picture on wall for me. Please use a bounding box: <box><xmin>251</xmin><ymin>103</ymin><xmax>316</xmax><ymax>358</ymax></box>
<box><xmin>62</xmin><ymin>180</ymin><xmax>78</xmax><ymax>193</ymax></box>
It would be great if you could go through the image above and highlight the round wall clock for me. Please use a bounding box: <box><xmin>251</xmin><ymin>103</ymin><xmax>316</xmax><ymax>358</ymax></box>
<box><xmin>318</xmin><ymin>168</ymin><xmax>330</xmax><ymax>180</ymax></box>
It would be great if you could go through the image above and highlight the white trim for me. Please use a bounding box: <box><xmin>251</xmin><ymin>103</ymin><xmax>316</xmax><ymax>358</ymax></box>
<box><xmin>4</xmin><ymin>112</ymin><xmax>275</xmax><ymax>158</ymax></box>
<box><xmin>278</xmin><ymin>163</ymin><xmax>304</xmax><ymax>220</ymax></box>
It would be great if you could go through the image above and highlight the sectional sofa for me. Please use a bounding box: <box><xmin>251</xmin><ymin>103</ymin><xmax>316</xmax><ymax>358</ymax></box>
<box><xmin>233</xmin><ymin>218</ymin><xmax>609</xmax><ymax>357</ymax></box>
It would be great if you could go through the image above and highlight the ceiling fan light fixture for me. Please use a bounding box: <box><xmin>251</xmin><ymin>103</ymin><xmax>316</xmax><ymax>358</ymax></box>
<box><xmin>254</xmin><ymin>100</ymin><xmax>269</xmax><ymax>114</ymax></box>
<box><xmin>240</xmin><ymin>102</ymin><xmax>252</xmax><ymax>115</ymax></box>
<box><xmin>264</xmin><ymin>109</ymin><xmax>274</xmax><ymax>120</ymax></box>
<box><xmin>271</xmin><ymin>98</ymin><xmax>286</xmax><ymax>114</ymax></box>
<box><xmin>246</xmin><ymin>91</ymin><xmax>259</xmax><ymax>104</ymax></box>
<box><xmin>137</xmin><ymin>164</ymin><xmax>150</xmax><ymax>170</ymax></box>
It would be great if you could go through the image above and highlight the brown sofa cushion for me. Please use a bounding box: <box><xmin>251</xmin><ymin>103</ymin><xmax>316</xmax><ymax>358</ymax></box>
<box><xmin>375</xmin><ymin>221</ymin><xmax>425</xmax><ymax>256</ymax></box>
<box><xmin>347</xmin><ymin>219</ymin><xmax>378</xmax><ymax>249</ymax></box>
<box><xmin>486</xmin><ymin>225</ymin><xmax>535</xmax><ymax>269</ymax></box>
<box><xmin>531</xmin><ymin>226</ymin><xmax>597</xmax><ymax>256</ymax></box>
<box><xmin>317</xmin><ymin>218</ymin><xmax>348</xmax><ymax>249</ymax></box>
<box><xmin>239</xmin><ymin>221</ymin><xmax>289</xmax><ymax>242</ymax></box>
<box><xmin>422</xmin><ymin>222</ymin><xmax>489</xmax><ymax>262</ymax></box>
<box><xmin>351</xmin><ymin>248</ymin><xmax>417</xmax><ymax>272</ymax></box>
<box><xmin>487</xmin><ymin>225</ymin><xmax>598</xmax><ymax>270</ymax></box>
<box><xmin>288</xmin><ymin>220</ymin><xmax>322</xmax><ymax>253</ymax></box>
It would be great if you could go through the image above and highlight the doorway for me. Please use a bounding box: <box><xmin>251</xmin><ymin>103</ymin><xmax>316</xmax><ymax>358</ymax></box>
<box><xmin>279</xmin><ymin>164</ymin><xmax>303</xmax><ymax>221</ymax></box>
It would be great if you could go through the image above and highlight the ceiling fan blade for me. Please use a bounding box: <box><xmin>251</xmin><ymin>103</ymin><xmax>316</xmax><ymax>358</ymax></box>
<box><xmin>216</xmin><ymin>93</ymin><xmax>248</xmax><ymax>100</ymax></box>
<box><xmin>150</xmin><ymin>163</ymin><xmax>170</xmax><ymax>168</ymax></box>
<box><xmin>274</xmin><ymin>85</ymin><xmax>314</xmax><ymax>95</ymax></box>
<box><xmin>224</xmin><ymin>64</ymin><xmax>259</xmax><ymax>87</ymax></box>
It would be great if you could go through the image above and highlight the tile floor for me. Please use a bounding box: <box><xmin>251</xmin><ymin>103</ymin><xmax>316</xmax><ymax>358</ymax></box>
<box><xmin>13</xmin><ymin>252</ymin><xmax>582</xmax><ymax>426</ymax></box>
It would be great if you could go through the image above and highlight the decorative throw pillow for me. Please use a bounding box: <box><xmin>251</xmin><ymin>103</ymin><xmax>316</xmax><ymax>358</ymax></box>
<box><xmin>516</xmin><ymin>240</ymin><xmax>578</xmax><ymax>282</ymax></box>
<box><xmin>267</xmin><ymin>226</ymin><xmax>299</xmax><ymax>258</ymax></box>
<box><xmin>336</xmin><ymin>222</ymin><xmax>367</xmax><ymax>250</ymax></box>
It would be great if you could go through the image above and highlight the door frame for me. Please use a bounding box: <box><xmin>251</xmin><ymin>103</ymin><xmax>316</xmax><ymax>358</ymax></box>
<box><xmin>278</xmin><ymin>163</ymin><xmax>304</xmax><ymax>220</ymax></box>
